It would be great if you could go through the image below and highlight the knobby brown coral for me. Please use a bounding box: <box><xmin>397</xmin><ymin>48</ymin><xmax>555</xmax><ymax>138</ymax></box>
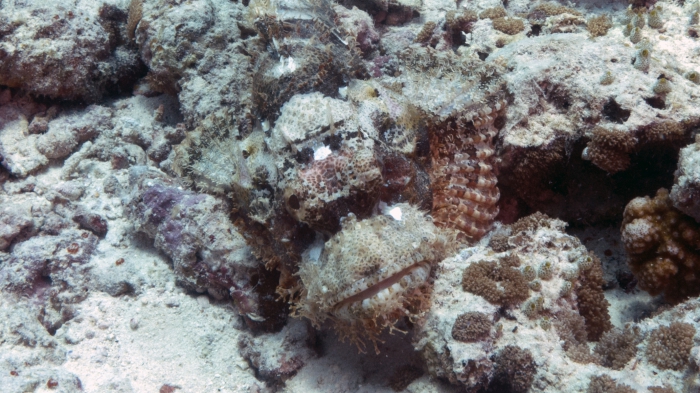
<box><xmin>585</xmin><ymin>126</ymin><xmax>637</xmax><ymax>174</ymax></box>
<box><xmin>621</xmin><ymin>188</ymin><xmax>700</xmax><ymax>303</ymax></box>
<box><xmin>429</xmin><ymin>101</ymin><xmax>505</xmax><ymax>241</ymax></box>
<box><xmin>575</xmin><ymin>252</ymin><xmax>612</xmax><ymax>340</ymax></box>
<box><xmin>646</xmin><ymin>322</ymin><xmax>696</xmax><ymax>371</ymax></box>
<box><xmin>594</xmin><ymin>327</ymin><xmax>641</xmax><ymax>369</ymax></box>
<box><xmin>490</xmin><ymin>346</ymin><xmax>537</xmax><ymax>393</ymax></box>
<box><xmin>452</xmin><ymin>312</ymin><xmax>492</xmax><ymax>342</ymax></box>
<box><xmin>587</xmin><ymin>375</ymin><xmax>637</xmax><ymax>393</ymax></box>
<box><xmin>462</xmin><ymin>260</ymin><xmax>530</xmax><ymax>306</ymax></box>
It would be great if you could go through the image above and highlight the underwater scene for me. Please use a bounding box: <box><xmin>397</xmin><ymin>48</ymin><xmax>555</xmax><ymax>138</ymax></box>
<box><xmin>1</xmin><ymin>0</ymin><xmax>700</xmax><ymax>391</ymax></box>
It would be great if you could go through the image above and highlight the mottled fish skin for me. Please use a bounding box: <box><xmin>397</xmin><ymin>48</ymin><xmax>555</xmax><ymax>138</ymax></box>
<box><xmin>429</xmin><ymin>100</ymin><xmax>506</xmax><ymax>241</ymax></box>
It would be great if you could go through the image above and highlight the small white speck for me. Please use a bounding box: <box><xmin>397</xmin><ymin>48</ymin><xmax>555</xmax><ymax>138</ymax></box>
<box><xmin>388</xmin><ymin>207</ymin><xmax>402</xmax><ymax>221</ymax></box>
<box><xmin>581</xmin><ymin>147</ymin><xmax>590</xmax><ymax>161</ymax></box>
<box><xmin>338</xmin><ymin>86</ymin><xmax>347</xmax><ymax>98</ymax></box>
<box><xmin>314</xmin><ymin>145</ymin><xmax>332</xmax><ymax>161</ymax></box>
<box><xmin>261</xmin><ymin>119</ymin><xmax>270</xmax><ymax>131</ymax></box>
<box><xmin>309</xmin><ymin>244</ymin><xmax>322</xmax><ymax>261</ymax></box>
<box><xmin>287</xmin><ymin>57</ymin><xmax>297</xmax><ymax>72</ymax></box>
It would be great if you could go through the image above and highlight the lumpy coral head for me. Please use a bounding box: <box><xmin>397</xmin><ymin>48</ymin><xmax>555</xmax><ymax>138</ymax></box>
<box><xmin>621</xmin><ymin>188</ymin><xmax>700</xmax><ymax>303</ymax></box>
<box><xmin>294</xmin><ymin>204</ymin><xmax>453</xmax><ymax>353</ymax></box>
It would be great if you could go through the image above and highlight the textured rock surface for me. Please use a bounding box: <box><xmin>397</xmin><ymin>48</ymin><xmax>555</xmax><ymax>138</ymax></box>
<box><xmin>671</xmin><ymin>137</ymin><xmax>700</xmax><ymax>222</ymax></box>
<box><xmin>0</xmin><ymin>0</ymin><xmax>144</xmax><ymax>101</ymax></box>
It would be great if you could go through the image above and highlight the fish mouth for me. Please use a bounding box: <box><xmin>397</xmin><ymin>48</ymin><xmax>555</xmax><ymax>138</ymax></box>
<box><xmin>332</xmin><ymin>262</ymin><xmax>431</xmax><ymax>311</ymax></box>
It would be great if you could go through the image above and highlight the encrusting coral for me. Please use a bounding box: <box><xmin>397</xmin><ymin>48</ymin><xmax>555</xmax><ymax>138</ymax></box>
<box><xmin>621</xmin><ymin>188</ymin><xmax>700</xmax><ymax>303</ymax></box>
<box><xmin>462</xmin><ymin>259</ymin><xmax>530</xmax><ymax>306</ymax></box>
<box><xmin>584</xmin><ymin>126</ymin><xmax>637</xmax><ymax>174</ymax></box>
<box><xmin>451</xmin><ymin>312</ymin><xmax>492</xmax><ymax>343</ymax></box>
<box><xmin>489</xmin><ymin>346</ymin><xmax>537</xmax><ymax>393</ymax></box>
<box><xmin>645</xmin><ymin>322</ymin><xmax>696</xmax><ymax>371</ymax></box>
<box><xmin>575</xmin><ymin>252</ymin><xmax>612</xmax><ymax>340</ymax></box>
<box><xmin>587</xmin><ymin>375</ymin><xmax>637</xmax><ymax>393</ymax></box>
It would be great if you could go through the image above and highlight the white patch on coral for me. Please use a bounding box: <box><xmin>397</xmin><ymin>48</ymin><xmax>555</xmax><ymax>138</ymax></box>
<box><xmin>388</xmin><ymin>207</ymin><xmax>402</xmax><ymax>221</ymax></box>
<box><xmin>314</xmin><ymin>145</ymin><xmax>332</xmax><ymax>161</ymax></box>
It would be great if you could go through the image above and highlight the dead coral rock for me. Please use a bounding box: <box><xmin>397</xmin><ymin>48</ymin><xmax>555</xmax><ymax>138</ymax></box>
<box><xmin>646</xmin><ymin>322</ymin><xmax>696</xmax><ymax>371</ymax></box>
<box><xmin>126</xmin><ymin>167</ymin><xmax>264</xmax><ymax>323</ymax></box>
<box><xmin>416</xmin><ymin>211</ymin><xmax>600</xmax><ymax>391</ymax></box>
<box><xmin>248</xmin><ymin>2</ymin><xmax>366</xmax><ymax>122</ymax></box>
<box><xmin>237</xmin><ymin>320</ymin><xmax>315</xmax><ymax>384</ymax></box>
<box><xmin>137</xmin><ymin>0</ymin><xmax>251</xmax><ymax>126</ymax></box>
<box><xmin>72</xmin><ymin>208</ymin><xmax>108</xmax><ymax>237</ymax></box>
<box><xmin>671</xmin><ymin>139</ymin><xmax>700</xmax><ymax>222</ymax></box>
<box><xmin>622</xmin><ymin>188</ymin><xmax>700</xmax><ymax>303</ymax></box>
<box><xmin>333</xmin><ymin>5</ymin><xmax>380</xmax><ymax>54</ymax></box>
<box><xmin>0</xmin><ymin>1</ymin><xmax>143</xmax><ymax>102</ymax></box>
<box><xmin>0</xmin><ymin>202</ymin><xmax>35</xmax><ymax>251</ymax></box>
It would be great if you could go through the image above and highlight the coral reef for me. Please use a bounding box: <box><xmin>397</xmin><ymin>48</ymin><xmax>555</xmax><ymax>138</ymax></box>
<box><xmin>587</xmin><ymin>15</ymin><xmax>612</xmax><ymax>37</ymax></box>
<box><xmin>575</xmin><ymin>252</ymin><xmax>612</xmax><ymax>340</ymax></box>
<box><xmin>4</xmin><ymin>0</ymin><xmax>700</xmax><ymax>391</ymax></box>
<box><xmin>584</xmin><ymin>126</ymin><xmax>637</xmax><ymax>174</ymax></box>
<box><xmin>621</xmin><ymin>188</ymin><xmax>700</xmax><ymax>303</ymax></box>
<box><xmin>414</xmin><ymin>213</ymin><xmax>614</xmax><ymax>391</ymax></box>
<box><xmin>461</xmin><ymin>259</ymin><xmax>529</xmax><ymax>306</ymax></box>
